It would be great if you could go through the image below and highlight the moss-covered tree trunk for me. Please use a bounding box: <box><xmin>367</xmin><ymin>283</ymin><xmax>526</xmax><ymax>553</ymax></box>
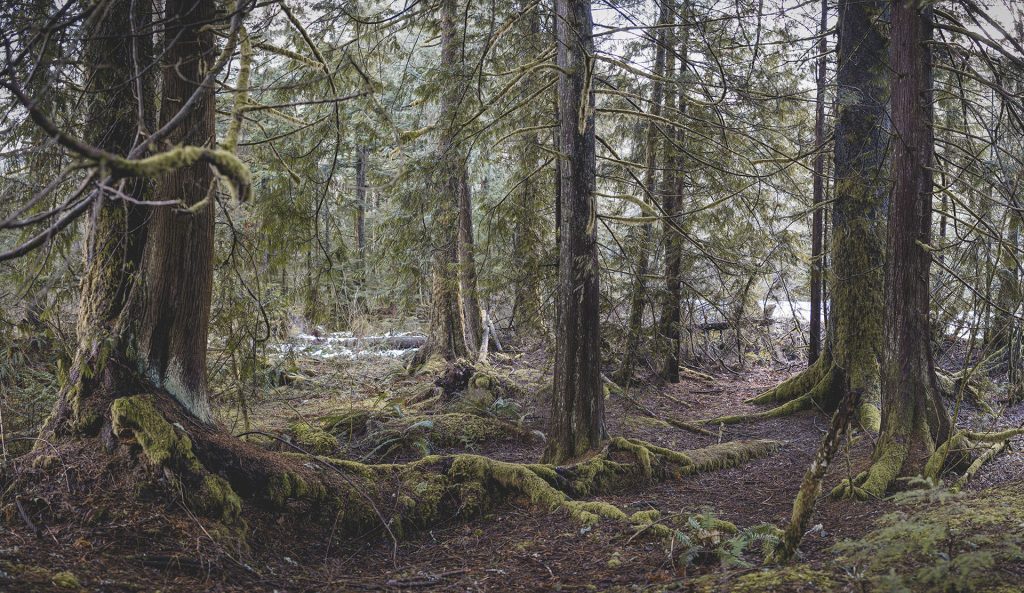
<box><xmin>617</xmin><ymin>1</ymin><xmax>670</xmax><ymax>384</ymax></box>
<box><xmin>836</xmin><ymin>1</ymin><xmax>952</xmax><ymax>499</ymax></box>
<box><xmin>818</xmin><ymin>0</ymin><xmax>889</xmax><ymax>426</ymax></box>
<box><xmin>543</xmin><ymin>0</ymin><xmax>605</xmax><ymax>465</ymax></box>
<box><xmin>414</xmin><ymin>0</ymin><xmax>470</xmax><ymax>365</ymax></box>
<box><xmin>44</xmin><ymin>0</ymin><xmax>155</xmax><ymax>436</ymax></box>
<box><xmin>133</xmin><ymin>0</ymin><xmax>219</xmax><ymax>423</ymax></box>
<box><xmin>739</xmin><ymin>0</ymin><xmax>889</xmax><ymax>431</ymax></box>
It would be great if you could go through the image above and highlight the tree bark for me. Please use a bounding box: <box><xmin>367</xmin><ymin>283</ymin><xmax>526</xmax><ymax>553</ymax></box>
<box><xmin>355</xmin><ymin>145</ymin><xmax>368</xmax><ymax>264</ymax></box>
<box><xmin>827</xmin><ymin>0</ymin><xmax>890</xmax><ymax>424</ymax></box>
<box><xmin>48</xmin><ymin>0</ymin><xmax>155</xmax><ymax>434</ymax></box>
<box><xmin>838</xmin><ymin>1</ymin><xmax>952</xmax><ymax>499</ymax></box>
<box><xmin>745</xmin><ymin>0</ymin><xmax>889</xmax><ymax>431</ymax></box>
<box><xmin>134</xmin><ymin>0</ymin><xmax>219</xmax><ymax>422</ymax></box>
<box><xmin>809</xmin><ymin>0</ymin><xmax>827</xmax><ymax>365</ymax></box>
<box><xmin>543</xmin><ymin>0</ymin><xmax>605</xmax><ymax>465</ymax></box>
<box><xmin>658</xmin><ymin>5</ymin><xmax>681</xmax><ymax>383</ymax></box>
<box><xmin>509</xmin><ymin>0</ymin><xmax>546</xmax><ymax>334</ymax></box>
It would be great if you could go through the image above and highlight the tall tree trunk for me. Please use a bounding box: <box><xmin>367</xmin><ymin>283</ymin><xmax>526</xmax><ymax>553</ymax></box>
<box><xmin>828</xmin><ymin>0</ymin><xmax>890</xmax><ymax>427</ymax></box>
<box><xmin>746</xmin><ymin>0</ymin><xmax>889</xmax><ymax>432</ymax></box>
<box><xmin>48</xmin><ymin>0</ymin><xmax>155</xmax><ymax>435</ymax></box>
<box><xmin>134</xmin><ymin>0</ymin><xmax>219</xmax><ymax>422</ymax></box>
<box><xmin>809</xmin><ymin>0</ymin><xmax>827</xmax><ymax>365</ymax></box>
<box><xmin>657</xmin><ymin>6</ymin><xmax>680</xmax><ymax>382</ymax></box>
<box><xmin>839</xmin><ymin>1</ymin><xmax>951</xmax><ymax>499</ymax></box>
<box><xmin>989</xmin><ymin>208</ymin><xmax>1019</xmax><ymax>354</ymax></box>
<box><xmin>413</xmin><ymin>0</ymin><xmax>470</xmax><ymax>365</ymax></box>
<box><xmin>543</xmin><ymin>0</ymin><xmax>604</xmax><ymax>465</ymax></box>
<box><xmin>617</xmin><ymin>1</ymin><xmax>670</xmax><ymax>384</ymax></box>
<box><xmin>661</xmin><ymin>3</ymin><xmax>690</xmax><ymax>383</ymax></box>
<box><xmin>458</xmin><ymin>165</ymin><xmax>483</xmax><ymax>350</ymax></box>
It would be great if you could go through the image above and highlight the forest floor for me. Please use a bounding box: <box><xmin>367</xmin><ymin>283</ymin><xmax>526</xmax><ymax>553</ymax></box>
<box><xmin>2</xmin><ymin>341</ymin><xmax>1023</xmax><ymax>592</ymax></box>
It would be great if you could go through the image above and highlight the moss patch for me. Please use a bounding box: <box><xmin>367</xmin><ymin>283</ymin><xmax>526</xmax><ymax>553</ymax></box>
<box><xmin>110</xmin><ymin>395</ymin><xmax>241</xmax><ymax>523</ymax></box>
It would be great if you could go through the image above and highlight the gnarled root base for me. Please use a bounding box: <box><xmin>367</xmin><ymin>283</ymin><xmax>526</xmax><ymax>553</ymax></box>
<box><xmin>92</xmin><ymin>394</ymin><xmax>781</xmax><ymax>539</ymax></box>
<box><xmin>698</xmin><ymin>359</ymin><xmax>880</xmax><ymax>432</ymax></box>
<box><xmin>831</xmin><ymin>427</ymin><xmax>1024</xmax><ymax>500</ymax></box>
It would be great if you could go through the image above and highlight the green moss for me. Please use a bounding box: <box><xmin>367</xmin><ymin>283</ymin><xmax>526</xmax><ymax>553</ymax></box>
<box><xmin>834</xmin><ymin>481</ymin><xmax>1024</xmax><ymax>592</ymax></box>
<box><xmin>469</xmin><ymin>372</ymin><xmax>494</xmax><ymax>390</ymax></box>
<box><xmin>290</xmin><ymin>421</ymin><xmax>337</xmax><ymax>454</ymax></box>
<box><xmin>193</xmin><ymin>475</ymin><xmax>242</xmax><ymax>522</ymax></box>
<box><xmin>712</xmin><ymin>566</ymin><xmax>836</xmax><ymax>593</ymax></box>
<box><xmin>630</xmin><ymin>509</ymin><xmax>661</xmax><ymax>524</ymax></box>
<box><xmin>111</xmin><ymin>396</ymin><xmax>202</xmax><ymax>471</ymax></box>
<box><xmin>622</xmin><ymin>415</ymin><xmax>672</xmax><ymax>430</ymax></box>
<box><xmin>110</xmin><ymin>395</ymin><xmax>241</xmax><ymax>523</ymax></box>
<box><xmin>51</xmin><ymin>570</ymin><xmax>80</xmax><ymax>589</ymax></box>
<box><xmin>265</xmin><ymin>471</ymin><xmax>307</xmax><ymax>507</ymax></box>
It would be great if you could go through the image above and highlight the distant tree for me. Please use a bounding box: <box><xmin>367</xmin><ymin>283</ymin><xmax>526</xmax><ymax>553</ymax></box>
<box><xmin>808</xmin><ymin>0</ymin><xmax>828</xmax><ymax>365</ymax></box>
<box><xmin>414</xmin><ymin>0</ymin><xmax>472</xmax><ymax>364</ymax></box>
<box><xmin>617</xmin><ymin>0</ymin><xmax>670</xmax><ymax>384</ymax></box>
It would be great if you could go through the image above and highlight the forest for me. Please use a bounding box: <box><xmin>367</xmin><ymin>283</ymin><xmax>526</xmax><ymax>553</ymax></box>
<box><xmin>0</xmin><ymin>0</ymin><xmax>1022</xmax><ymax>591</ymax></box>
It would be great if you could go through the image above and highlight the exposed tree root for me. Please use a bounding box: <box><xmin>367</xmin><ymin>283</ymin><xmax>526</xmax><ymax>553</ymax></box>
<box><xmin>695</xmin><ymin>392</ymin><xmax>817</xmax><ymax>427</ymax></box>
<box><xmin>952</xmin><ymin>441</ymin><xmax>1005</xmax><ymax>492</ymax></box>
<box><xmin>101</xmin><ymin>393</ymin><xmax>781</xmax><ymax>539</ymax></box>
<box><xmin>775</xmin><ymin>390</ymin><xmax>860</xmax><ymax>561</ymax></box>
<box><xmin>700</xmin><ymin>359</ymin><xmax>880</xmax><ymax>432</ymax></box>
<box><xmin>614</xmin><ymin>384</ymin><xmax>714</xmax><ymax>436</ymax></box>
<box><xmin>829</xmin><ymin>440</ymin><xmax>909</xmax><ymax>500</ymax></box>
<box><xmin>747</xmin><ymin>357</ymin><xmax>828</xmax><ymax>406</ymax></box>
<box><xmin>936</xmin><ymin>370</ymin><xmax>992</xmax><ymax>415</ymax></box>
<box><xmin>831</xmin><ymin>427</ymin><xmax>1024</xmax><ymax>500</ymax></box>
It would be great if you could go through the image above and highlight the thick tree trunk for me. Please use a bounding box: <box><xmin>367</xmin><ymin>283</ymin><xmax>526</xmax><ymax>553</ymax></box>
<box><xmin>134</xmin><ymin>0</ymin><xmax>219</xmax><ymax>422</ymax></box>
<box><xmin>838</xmin><ymin>2</ymin><xmax>952</xmax><ymax>499</ymax></box>
<box><xmin>414</xmin><ymin>0</ymin><xmax>470</xmax><ymax>365</ymax></box>
<box><xmin>809</xmin><ymin>0</ymin><xmax>827</xmax><ymax>365</ymax></box>
<box><xmin>618</xmin><ymin>1</ymin><xmax>670</xmax><ymax>384</ymax></box>
<box><xmin>49</xmin><ymin>0</ymin><xmax>155</xmax><ymax>434</ymax></box>
<box><xmin>458</xmin><ymin>166</ymin><xmax>483</xmax><ymax>351</ymax></box>
<box><xmin>743</xmin><ymin>0</ymin><xmax>889</xmax><ymax>432</ymax></box>
<box><xmin>543</xmin><ymin>0</ymin><xmax>605</xmax><ymax>465</ymax></box>
<box><xmin>827</xmin><ymin>0</ymin><xmax>890</xmax><ymax>423</ymax></box>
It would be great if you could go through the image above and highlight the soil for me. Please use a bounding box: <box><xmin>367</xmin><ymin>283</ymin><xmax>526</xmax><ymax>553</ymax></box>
<box><xmin>2</xmin><ymin>349</ymin><xmax>1022</xmax><ymax>593</ymax></box>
